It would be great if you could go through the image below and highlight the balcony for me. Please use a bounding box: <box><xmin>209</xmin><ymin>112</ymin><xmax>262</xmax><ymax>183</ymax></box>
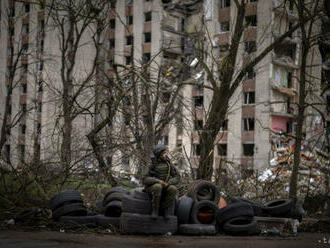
<box><xmin>215</xmin><ymin>32</ymin><xmax>230</xmax><ymax>46</ymax></box>
<box><xmin>271</xmin><ymin>80</ymin><xmax>296</xmax><ymax>96</ymax></box>
<box><xmin>244</xmin><ymin>27</ymin><xmax>257</xmax><ymax>42</ymax></box>
<box><xmin>246</xmin><ymin>1</ymin><xmax>258</xmax><ymax>16</ymax></box>
<box><xmin>242</xmin><ymin>131</ymin><xmax>254</xmax><ymax>143</ymax></box>
<box><xmin>143</xmin><ymin>22</ymin><xmax>152</xmax><ymax>33</ymax></box>
<box><xmin>272</xmin><ymin>54</ymin><xmax>299</xmax><ymax>70</ymax></box>
<box><xmin>218</xmin><ymin>7</ymin><xmax>230</xmax><ymax>22</ymax></box>
<box><xmin>215</xmin><ymin>131</ymin><xmax>228</xmax><ymax>143</ymax></box>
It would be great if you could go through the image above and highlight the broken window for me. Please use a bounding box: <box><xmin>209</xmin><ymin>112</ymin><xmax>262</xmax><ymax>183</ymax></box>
<box><xmin>143</xmin><ymin>53</ymin><xmax>151</xmax><ymax>63</ymax></box>
<box><xmin>219</xmin><ymin>0</ymin><xmax>230</xmax><ymax>8</ymax></box>
<box><xmin>22</xmin><ymin>43</ymin><xmax>28</xmax><ymax>54</ymax></box>
<box><xmin>22</xmin><ymin>64</ymin><xmax>28</xmax><ymax>74</ymax></box>
<box><xmin>243</xmin><ymin>118</ymin><xmax>255</xmax><ymax>131</ymax></box>
<box><xmin>22</xmin><ymin>23</ymin><xmax>29</xmax><ymax>35</ymax></box>
<box><xmin>110</xmin><ymin>19</ymin><xmax>116</xmax><ymax>29</ymax></box>
<box><xmin>245</xmin><ymin>15</ymin><xmax>257</xmax><ymax>27</ymax></box>
<box><xmin>220</xmin><ymin>119</ymin><xmax>228</xmax><ymax>131</ymax></box>
<box><xmin>126</xmin><ymin>15</ymin><xmax>133</xmax><ymax>25</ymax></box>
<box><xmin>244</xmin><ymin>92</ymin><xmax>255</xmax><ymax>104</ymax></box>
<box><xmin>125</xmin><ymin>56</ymin><xmax>132</xmax><ymax>65</ymax></box>
<box><xmin>21</xmin><ymin>124</ymin><xmax>26</xmax><ymax>134</ymax></box>
<box><xmin>245</xmin><ymin>41</ymin><xmax>256</xmax><ymax>54</ymax></box>
<box><xmin>21</xmin><ymin>83</ymin><xmax>27</xmax><ymax>94</ymax></box>
<box><xmin>24</xmin><ymin>3</ymin><xmax>30</xmax><ymax>13</ymax></box>
<box><xmin>220</xmin><ymin>21</ymin><xmax>230</xmax><ymax>32</ymax></box>
<box><xmin>218</xmin><ymin>144</ymin><xmax>227</xmax><ymax>156</ymax></box>
<box><xmin>145</xmin><ymin>12</ymin><xmax>152</xmax><ymax>22</ymax></box>
<box><xmin>193</xmin><ymin>96</ymin><xmax>203</xmax><ymax>108</ymax></box>
<box><xmin>144</xmin><ymin>32</ymin><xmax>151</xmax><ymax>43</ymax></box>
<box><xmin>194</xmin><ymin>144</ymin><xmax>201</xmax><ymax>156</ymax></box>
<box><xmin>247</xmin><ymin>67</ymin><xmax>255</xmax><ymax>79</ymax></box>
<box><xmin>109</xmin><ymin>39</ymin><xmax>115</xmax><ymax>48</ymax></box>
<box><xmin>287</xmin><ymin>71</ymin><xmax>292</xmax><ymax>88</ymax></box>
<box><xmin>243</xmin><ymin>144</ymin><xmax>254</xmax><ymax>156</ymax></box>
<box><xmin>126</xmin><ymin>36</ymin><xmax>133</xmax><ymax>45</ymax></box>
<box><xmin>38</xmin><ymin>80</ymin><xmax>43</xmax><ymax>92</ymax></box>
<box><xmin>194</xmin><ymin>120</ymin><xmax>203</xmax><ymax>130</ymax></box>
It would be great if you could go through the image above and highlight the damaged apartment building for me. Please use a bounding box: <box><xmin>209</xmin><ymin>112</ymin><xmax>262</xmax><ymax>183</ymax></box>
<box><xmin>0</xmin><ymin>0</ymin><xmax>325</xmax><ymax>176</ymax></box>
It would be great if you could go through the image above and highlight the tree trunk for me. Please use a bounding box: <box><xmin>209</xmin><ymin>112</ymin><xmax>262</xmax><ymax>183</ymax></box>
<box><xmin>289</xmin><ymin>0</ymin><xmax>310</xmax><ymax>202</ymax></box>
<box><xmin>197</xmin><ymin>90</ymin><xmax>229</xmax><ymax>180</ymax></box>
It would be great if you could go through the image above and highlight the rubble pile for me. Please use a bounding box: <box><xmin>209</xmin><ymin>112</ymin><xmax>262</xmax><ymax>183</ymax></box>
<box><xmin>235</xmin><ymin>133</ymin><xmax>330</xmax><ymax>202</ymax></box>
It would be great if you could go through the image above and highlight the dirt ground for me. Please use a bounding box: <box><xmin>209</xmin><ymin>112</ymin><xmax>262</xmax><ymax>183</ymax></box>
<box><xmin>1</xmin><ymin>230</ymin><xmax>330</xmax><ymax>248</ymax></box>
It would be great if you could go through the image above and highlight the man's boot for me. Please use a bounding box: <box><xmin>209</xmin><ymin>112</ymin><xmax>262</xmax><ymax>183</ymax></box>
<box><xmin>163</xmin><ymin>207</ymin><xmax>171</xmax><ymax>220</ymax></box>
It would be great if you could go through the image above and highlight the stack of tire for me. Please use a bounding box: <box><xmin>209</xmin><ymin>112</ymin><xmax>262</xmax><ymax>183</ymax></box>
<box><xmin>231</xmin><ymin>197</ymin><xmax>303</xmax><ymax>220</ymax></box>
<box><xmin>94</xmin><ymin>187</ymin><xmax>129</xmax><ymax>228</ymax></box>
<box><xmin>119</xmin><ymin>188</ymin><xmax>178</xmax><ymax>235</ymax></box>
<box><xmin>50</xmin><ymin>190</ymin><xmax>91</xmax><ymax>224</ymax></box>
<box><xmin>177</xmin><ymin>181</ymin><xmax>219</xmax><ymax>235</ymax></box>
<box><xmin>217</xmin><ymin>197</ymin><xmax>302</xmax><ymax>235</ymax></box>
<box><xmin>216</xmin><ymin>200</ymin><xmax>259</xmax><ymax>236</ymax></box>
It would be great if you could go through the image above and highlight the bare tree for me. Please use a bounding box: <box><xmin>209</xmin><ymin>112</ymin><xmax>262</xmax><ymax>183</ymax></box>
<box><xmin>189</xmin><ymin>0</ymin><xmax>319</xmax><ymax>180</ymax></box>
<box><xmin>46</xmin><ymin>0</ymin><xmax>111</xmax><ymax>169</ymax></box>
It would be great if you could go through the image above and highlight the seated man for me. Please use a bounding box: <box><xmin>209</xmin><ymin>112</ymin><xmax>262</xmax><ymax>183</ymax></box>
<box><xmin>143</xmin><ymin>144</ymin><xmax>181</xmax><ymax>219</ymax></box>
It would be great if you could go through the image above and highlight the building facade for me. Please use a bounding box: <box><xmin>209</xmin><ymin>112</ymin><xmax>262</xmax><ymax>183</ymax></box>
<box><xmin>0</xmin><ymin>0</ymin><xmax>325</xmax><ymax>177</ymax></box>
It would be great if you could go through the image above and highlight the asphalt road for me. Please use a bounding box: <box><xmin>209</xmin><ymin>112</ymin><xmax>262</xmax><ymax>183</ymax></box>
<box><xmin>1</xmin><ymin>231</ymin><xmax>330</xmax><ymax>248</ymax></box>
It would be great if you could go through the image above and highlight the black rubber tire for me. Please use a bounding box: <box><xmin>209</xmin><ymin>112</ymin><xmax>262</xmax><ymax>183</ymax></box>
<box><xmin>264</xmin><ymin>199</ymin><xmax>293</xmax><ymax>216</ymax></box>
<box><xmin>187</xmin><ymin>181</ymin><xmax>220</xmax><ymax>204</ymax></box>
<box><xmin>130</xmin><ymin>189</ymin><xmax>150</xmax><ymax>201</ymax></box>
<box><xmin>223</xmin><ymin>216</ymin><xmax>260</xmax><ymax>236</ymax></box>
<box><xmin>178</xmin><ymin>224</ymin><xmax>216</xmax><ymax>236</ymax></box>
<box><xmin>59</xmin><ymin>216</ymin><xmax>96</xmax><ymax>225</ymax></box>
<box><xmin>103</xmin><ymin>187</ymin><xmax>128</xmax><ymax>202</ymax></box>
<box><xmin>122</xmin><ymin>194</ymin><xmax>152</xmax><ymax>215</ymax></box>
<box><xmin>49</xmin><ymin>190</ymin><xmax>83</xmax><ymax>211</ymax></box>
<box><xmin>120</xmin><ymin>213</ymin><xmax>178</xmax><ymax>235</ymax></box>
<box><xmin>217</xmin><ymin>202</ymin><xmax>254</xmax><ymax>225</ymax></box>
<box><xmin>177</xmin><ymin>196</ymin><xmax>193</xmax><ymax>224</ymax></box>
<box><xmin>231</xmin><ymin>197</ymin><xmax>265</xmax><ymax>216</ymax></box>
<box><xmin>104</xmin><ymin>200</ymin><xmax>122</xmax><ymax>217</ymax></box>
<box><xmin>94</xmin><ymin>215</ymin><xmax>120</xmax><ymax>228</ymax></box>
<box><xmin>190</xmin><ymin>200</ymin><xmax>218</xmax><ymax>225</ymax></box>
<box><xmin>103</xmin><ymin>192</ymin><xmax>125</xmax><ymax>207</ymax></box>
<box><xmin>52</xmin><ymin>202</ymin><xmax>87</xmax><ymax>220</ymax></box>
<box><xmin>96</xmin><ymin>200</ymin><xmax>104</xmax><ymax>214</ymax></box>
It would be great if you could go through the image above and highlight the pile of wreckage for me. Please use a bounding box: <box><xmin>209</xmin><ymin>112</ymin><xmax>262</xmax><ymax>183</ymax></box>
<box><xmin>14</xmin><ymin>180</ymin><xmax>302</xmax><ymax>236</ymax></box>
<box><xmin>234</xmin><ymin>132</ymin><xmax>330</xmax><ymax>212</ymax></box>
